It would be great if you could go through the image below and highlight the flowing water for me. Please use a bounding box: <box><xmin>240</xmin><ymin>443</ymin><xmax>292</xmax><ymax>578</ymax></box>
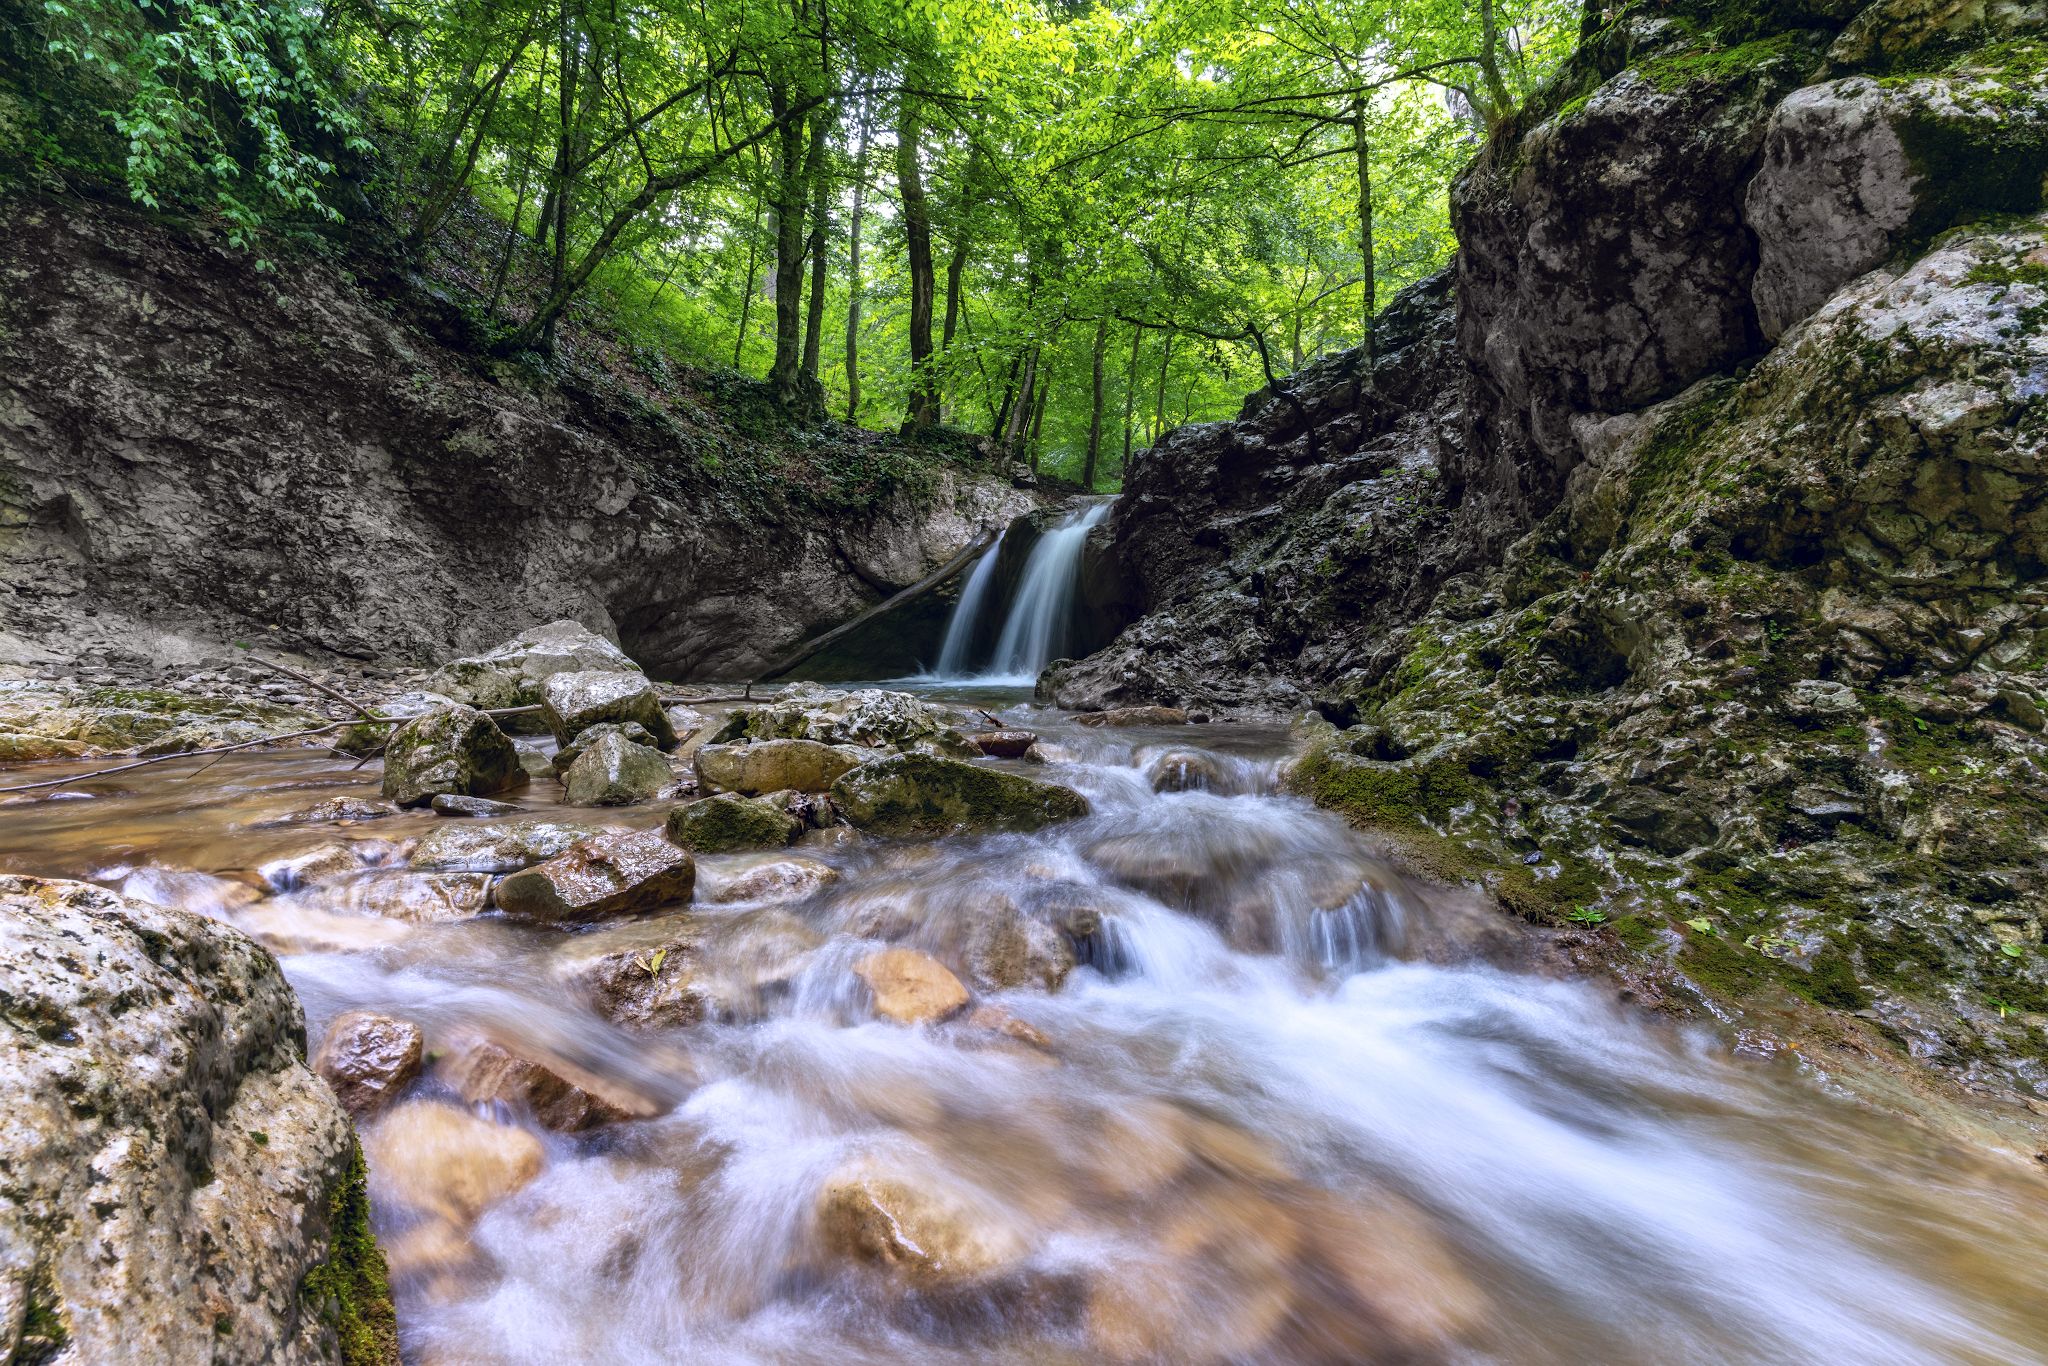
<box><xmin>4</xmin><ymin>694</ymin><xmax>2048</xmax><ymax>1365</ymax></box>
<box><xmin>940</xmin><ymin>502</ymin><xmax>1111</xmax><ymax>684</ymax></box>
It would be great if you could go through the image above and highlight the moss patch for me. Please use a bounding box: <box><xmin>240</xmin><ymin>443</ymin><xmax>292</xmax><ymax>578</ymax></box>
<box><xmin>300</xmin><ymin>1138</ymin><xmax>398</xmax><ymax>1366</ymax></box>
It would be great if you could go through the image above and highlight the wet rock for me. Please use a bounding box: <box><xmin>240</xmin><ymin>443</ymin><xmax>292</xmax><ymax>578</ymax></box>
<box><xmin>539</xmin><ymin>669</ymin><xmax>676</xmax><ymax>748</ymax></box>
<box><xmin>258</xmin><ymin>841</ymin><xmax>366</xmax><ymax>892</ymax></box>
<box><xmin>0</xmin><ymin>875</ymin><xmax>378</xmax><ymax>1364</ymax></box>
<box><xmin>815</xmin><ymin>1159</ymin><xmax>1025</xmax><ymax>1288</ymax></box>
<box><xmin>1086</xmin><ymin>1184</ymin><xmax>1299</xmax><ymax>1362</ymax></box>
<box><xmin>408</xmin><ymin>819</ymin><xmax>594</xmax><ymax>872</ymax></box>
<box><xmin>1306</xmin><ymin>1189</ymin><xmax>1489</xmax><ymax>1352</ymax></box>
<box><xmin>713</xmin><ymin>684</ymin><xmax>974</xmax><ymax>753</ymax></box>
<box><xmin>971</xmin><ymin>730</ymin><xmax>1038</xmax><ymax>759</ymax></box>
<box><xmin>552</xmin><ymin>916</ymin><xmax>707</xmax><ymax>1030</ymax></box>
<box><xmin>322</xmin><ymin>871</ymin><xmax>495</xmax><ymax>924</ymax></box>
<box><xmin>699</xmin><ymin>854</ymin><xmax>840</xmax><ymax>905</ymax></box>
<box><xmin>1144</xmin><ymin>748</ymin><xmax>1226</xmax><ymax>792</ymax></box>
<box><xmin>1075</xmin><ymin>706</ymin><xmax>1191</xmax><ymax>727</ymax></box>
<box><xmin>963</xmin><ymin>903</ymin><xmax>1075</xmax><ymax>993</ymax></box>
<box><xmin>0</xmin><ymin>731</ymin><xmax>96</xmax><ymax>761</ymax></box>
<box><xmin>429</xmin><ymin>793</ymin><xmax>521</xmax><ymax>818</ymax></box>
<box><xmin>694</xmin><ymin>737</ymin><xmax>860</xmax><ymax>795</ymax></box>
<box><xmin>235</xmin><ymin>902</ymin><xmax>415</xmax><ymax>956</ymax></box>
<box><xmin>427</xmin><ymin>619</ymin><xmax>641</xmax><ymax>715</ymax></box>
<box><xmin>561</xmin><ymin>730</ymin><xmax>672</xmax><ymax>806</ymax></box>
<box><xmin>665</xmin><ymin>792</ymin><xmax>804</xmax><ymax>853</ymax></box>
<box><xmin>964</xmin><ymin>1004</ymin><xmax>1053</xmax><ymax>1050</ymax></box>
<box><xmin>493</xmin><ymin>828</ymin><xmax>695</xmax><ymax>923</ymax></box>
<box><xmin>364</xmin><ymin>1100</ymin><xmax>544</xmax><ymax>1228</ymax></box>
<box><xmin>664</xmin><ymin>704</ymin><xmax>708</xmax><ymax>745</ymax></box>
<box><xmin>830</xmin><ymin>754</ymin><xmax>1091</xmax><ymax>838</ymax></box>
<box><xmin>262</xmin><ymin>795</ymin><xmax>397</xmax><ymax>826</ymax></box>
<box><xmin>381</xmin><ymin>703</ymin><xmax>527</xmax><ymax>808</ymax></box>
<box><xmin>437</xmin><ymin>1032</ymin><xmax>662</xmax><ymax>1132</ymax></box>
<box><xmin>853</xmin><ymin>947</ymin><xmax>971</xmax><ymax>1024</ymax></box>
<box><xmin>313</xmin><ymin>1010</ymin><xmax>424</xmax><ymax>1119</ymax></box>
<box><xmin>550</xmin><ymin>720</ymin><xmax>663</xmax><ymax>775</ymax></box>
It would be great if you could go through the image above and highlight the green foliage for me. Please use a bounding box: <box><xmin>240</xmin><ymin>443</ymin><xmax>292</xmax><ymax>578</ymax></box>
<box><xmin>299</xmin><ymin>1139</ymin><xmax>398</xmax><ymax>1366</ymax></box>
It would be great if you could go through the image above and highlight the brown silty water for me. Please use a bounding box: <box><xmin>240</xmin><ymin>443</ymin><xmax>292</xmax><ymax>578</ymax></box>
<box><xmin>3</xmin><ymin>690</ymin><xmax>2046</xmax><ymax>1364</ymax></box>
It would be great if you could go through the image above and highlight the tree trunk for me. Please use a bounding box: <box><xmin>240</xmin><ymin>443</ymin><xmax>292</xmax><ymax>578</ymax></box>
<box><xmin>767</xmin><ymin>81</ymin><xmax>808</xmax><ymax>404</ymax></box>
<box><xmin>1002</xmin><ymin>346</ymin><xmax>1038</xmax><ymax>454</ymax></box>
<box><xmin>991</xmin><ymin>351</ymin><xmax>1021</xmax><ymax>439</ymax></box>
<box><xmin>942</xmin><ymin>142</ymin><xmax>981</xmax><ymax>354</ymax></box>
<box><xmin>1478</xmin><ymin>0</ymin><xmax>1516</xmax><ymax>123</ymax></box>
<box><xmin>1082</xmin><ymin>317</ymin><xmax>1108</xmax><ymax>492</ymax></box>
<box><xmin>1353</xmin><ymin>102</ymin><xmax>1377</xmax><ymax>363</ymax></box>
<box><xmin>896</xmin><ymin>88</ymin><xmax>939</xmax><ymax>428</ymax></box>
<box><xmin>1152</xmin><ymin>331</ymin><xmax>1173</xmax><ymax>441</ymax></box>
<box><xmin>1120</xmin><ymin>322</ymin><xmax>1142</xmax><ymax>474</ymax></box>
<box><xmin>735</xmin><ymin>174</ymin><xmax>762</xmax><ymax>368</ymax></box>
<box><xmin>843</xmin><ymin>105</ymin><xmax>870</xmax><ymax>421</ymax></box>
<box><xmin>800</xmin><ymin>44</ymin><xmax>832</xmax><ymax>381</ymax></box>
<box><xmin>1027</xmin><ymin>373</ymin><xmax>1049</xmax><ymax>476</ymax></box>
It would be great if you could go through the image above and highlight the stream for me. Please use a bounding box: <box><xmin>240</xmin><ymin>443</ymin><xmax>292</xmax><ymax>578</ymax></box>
<box><xmin>3</xmin><ymin>690</ymin><xmax>2047</xmax><ymax>1364</ymax></box>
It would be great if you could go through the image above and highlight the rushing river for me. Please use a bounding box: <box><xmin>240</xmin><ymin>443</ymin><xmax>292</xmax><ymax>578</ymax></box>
<box><xmin>4</xmin><ymin>687</ymin><xmax>2047</xmax><ymax>1364</ymax></box>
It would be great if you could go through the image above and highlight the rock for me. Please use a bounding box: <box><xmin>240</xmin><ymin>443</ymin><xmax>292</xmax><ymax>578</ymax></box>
<box><xmin>964</xmin><ymin>1004</ymin><xmax>1053</xmax><ymax>1050</ymax></box>
<box><xmin>492</xmin><ymin>828</ymin><xmax>695</xmax><ymax>923</ymax></box>
<box><xmin>963</xmin><ymin>905</ymin><xmax>1075</xmax><ymax>993</ymax></box>
<box><xmin>552</xmin><ymin>916</ymin><xmax>707</xmax><ymax>1030</ymax></box>
<box><xmin>318</xmin><ymin>871</ymin><xmax>495</xmax><ymax>924</ymax></box>
<box><xmin>815</xmin><ymin>1159</ymin><xmax>1025</xmax><ymax>1288</ymax></box>
<box><xmin>0</xmin><ymin>875</ymin><xmax>390</xmax><ymax>1365</ymax></box>
<box><xmin>258</xmin><ymin>841</ymin><xmax>366</xmax><ymax>892</ymax></box>
<box><xmin>0</xmin><ymin>731</ymin><xmax>96</xmax><ymax>761</ymax></box>
<box><xmin>1746</xmin><ymin>73</ymin><xmax>2048</xmax><ymax>340</ymax></box>
<box><xmin>712</xmin><ymin>684</ymin><xmax>973</xmax><ymax>753</ymax></box>
<box><xmin>1144</xmin><ymin>748</ymin><xmax>1226</xmax><ymax>792</ymax></box>
<box><xmin>1085</xmin><ymin>1184</ymin><xmax>1299</xmax><ymax>1362</ymax></box>
<box><xmin>1075</xmin><ymin>706</ymin><xmax>1191</xmax><ymax>727</ymax></box>
<box><xmin>363</xmin><ymin>1101</ymin><xmax>544</xmax><ymax>1228</ymax></box>
<box><xmin>699</xmin><ymin>854</ymin><xmax>840</xmax><ymax>905</ymax></box>
<box><xmin>436</xmin><ymin>1032</ymin><xmax>662</xmax><ymax>1132</ymax></box>
<box><xmin>561</xmin><ymin>730</ymin><xmax>672</xmax><ymax>806</ymax></box>
<box><xmin>261</xmin><ymin>795</ymin><xmax>396</xmax><ymax>826</ymax></box>
<box><xmin>313</xmin><ymin>1010</ymin><xmax>424</xmax><ymax>1119</ymax></box>
<box><xmin>539</xmin><ymin>669</ymin><xmax>676</xmax><ymax>748</ymax></box>
<box><xmin>829</xmin><ymin>754</ymin><xmax>1091</xmax><ymax>838</ymax></box>
<box><xmin>664</xmin><ymin>704</ymin><xmax>708</xmax><ymax>745</ymax></box>
<box><xmin>427</xmin><ymin>619</ymin><xmax>641</xmax><ymax>714</ymax></box>
<box><xmin>429</xmin><ymin>793</ymin><xmax>521</xmax><ymax>817</ymax></box>
<box><xmin>408</xmin><ymin>818</ymin><xmax>593</xmax><ymax>872</ymax></box>
<box><xmin>234</xmin><ymin>902</ymin><xmax>414</xmax><ymax>956</ymax></box>
<box><xmin>380</xmin><ymin>703</ymin><xmax>527</xmax><ymax>808</ymax></box>
<box><xmin>852</xmin><ymin>947</ymin><xmax>971</xmax><ymax>1024</ymax></box>
<box><xmin>550</xmin><ymin>720</ymin><xmax>663</xmax><ymax>774</ymax></box>
<box><xmin>665</xmin><ymin>792</ymin><xmax>804</xmax><ymax>852</ymax></box>
<box><xmin>971</xmin><ymin>730</ymin><xmax>1038</xmax><ymax>758</ymax></box>
<box><xmin>693</xmin><ymin>737</ymin><xmax>860</xmax><ymax>795</ymax></box>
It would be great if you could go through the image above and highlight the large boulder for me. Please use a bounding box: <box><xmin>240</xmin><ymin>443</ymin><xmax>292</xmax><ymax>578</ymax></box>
<box><xmin>539</xmin><ymin>670</ymin><xmax>675</xmax><ymax>749</ymax></box>
<box><xmin>408</xmin><ymin>819</ymin><xmax>594</xmax><ymax>872</ymax></box>
<box><xmin>665</xmin><ymin>792</ymin><xmax>805</xmax><ymax>852</ymax></box>
<box><xmin>711</xmin><ymin>684</ymin><xmax>975</xmax><ymax>754</ymax></box>
<box><xmin>0</xmin><ymin>876</ymin><xmax>394</xmax><ymax>1365</ymax></box>
<box><xmin>550</xmin><ymin>720</ymin><xmax>663</xmax><ymax>775</ymax></box>
<box><xmin>560</xmin><ymin>730</ymin><xmax>673</xmax><ymax>806</ymax></box>
<box><xmin>1747</xmin><ymin>67</ymin><xmax>2048</xmax><ymax>339</ymax></box>
<box><xmin>379</xmin><ymin>703</ymin><xmax>526</xmax><ymax>808</ymax></box>
<box><xmin>694</xmin><ymin>737</ymin><xmax>860</xmax><ymax>795</ymax></box>
<box><xmin>492</xmin><ymin>828</ymin><xmax>695</xmax><ymax>923</ymax></box>
<box><xmin>550</xmin><ymin>915</ymin><xmax>707</xmax><ymax>1030</ymax></box>
<box><xmin>427</xmin><ymin>619</ymin><xmax>641</xmax><ymax>713</ymax></box>
<box><xmin>830</xmin><ymin>754</ymin><xmax>1091</xmax><ymax>838</ymax></box>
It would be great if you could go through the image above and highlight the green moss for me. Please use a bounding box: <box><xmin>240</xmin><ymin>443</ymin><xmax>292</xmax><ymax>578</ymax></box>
<box><xmin>666</xmin><ymin>791</ymin><xmax>801</xmax><ymax>851</ymax></box>
<box><xmin>1610</xmin><ymin>914</ymin><xmax>1659</xmax><ymax>951</ymax></box>
<box><xmin>1640</xmin><ymin>31</ymin><xmax>1823</xmax><ymax>92</ymax></box>
<box><xmin>1787</xmin><ymin>948</ymin><xmax>1872</xmax><ymax>1010</ymax></box>
<box><xmin>300</xmin><ymin>1139</ymin><xmax>398</xmax><ymax>1366</ymax></box>
<box><xmin>1290</xmin><ymin>745</ymin><xmax>1484</xmax><ymax>831</ymax></box>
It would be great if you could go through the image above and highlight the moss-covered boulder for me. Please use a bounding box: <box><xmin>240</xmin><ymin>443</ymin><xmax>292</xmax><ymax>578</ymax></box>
<box><xmin>560</xmin><ymin>730</ymin><xmax>672</xmax><ymax>806</ymax></box>
<box><xmin>830</xmin><ymin>754</ymin><xmax>1091</xmax><ymax>838</ymax></box>
<box><xmin>539</xmin><ymin>670</ymin><xmax>676</xmax><ymax>748</ymax></box>
<box><xmin>379</xmin><ymin>704</ymin><xmax>527</xmax><ymax>808</ymax></box>
<box><xmin>665</xmin><ymin>791</ymin><xmax>805</xmax><ymax>852</ymax></box>
<box><xmin>694</xmin><ymin>737</ymin><xmax>860</xmax><ymax>795</ymax></box>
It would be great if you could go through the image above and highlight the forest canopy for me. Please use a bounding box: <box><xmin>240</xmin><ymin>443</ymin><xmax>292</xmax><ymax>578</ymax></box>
<box><xmin>4</xmin><ymin>0</ymin><xmax>1580</xmax><ymax>486</ymax></box>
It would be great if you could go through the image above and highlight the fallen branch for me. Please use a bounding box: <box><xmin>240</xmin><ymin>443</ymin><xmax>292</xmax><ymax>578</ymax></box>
<box><xmin>0</xmin><ymin>704</ymin><xmax>544</xmax><ymax>795</ymax></box>
<box><xmin>752</xmin><ymin>529</ymin><xmax>999</xmax><ymax>683</ymax></box>
<box><xmin>246</xmin><ymin>655</ymin><xmax>384</xmax><ymax>723</ymax></box>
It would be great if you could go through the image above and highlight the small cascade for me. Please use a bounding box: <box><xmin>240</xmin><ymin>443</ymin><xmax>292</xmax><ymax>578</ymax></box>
<box><xmin>937</xmin><ymin>500</ymin><xmax>1111</xmax><ymax>682</ymax></box>
<box><xmin>933</xmin><ymin>527</ymin><xmax>1007</xmax><ymax>676</ymax></box>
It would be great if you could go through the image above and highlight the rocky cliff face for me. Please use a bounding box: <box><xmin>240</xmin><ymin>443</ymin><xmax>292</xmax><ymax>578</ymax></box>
<box><xmin>0</xmin><ymin>875</ymin><xmax>394</xmax><ymax>1364</ymax></box>
<box><xmin>0</xmin><ymin>197</ymin><xmax>1034</xmax><ymax>681</ymax></box>
<box><xmin>1058</xmin><ymin>0</ymin><xmax>2048</xmax><ymax>1093</ymax></box>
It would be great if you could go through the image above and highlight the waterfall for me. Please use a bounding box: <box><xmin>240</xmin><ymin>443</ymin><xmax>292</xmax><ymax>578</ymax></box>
<box><xmin>933</xmin><ymin>500</ymin><xmax>1111</xmax><ymax>683</ymax></box>
<box><xmin>933</xmin><ymin>528</ymin><xmax>1006</xmax><ymax>676</ymax></box>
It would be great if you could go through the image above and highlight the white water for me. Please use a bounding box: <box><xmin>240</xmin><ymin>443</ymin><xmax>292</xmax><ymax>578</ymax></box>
<box><xmin>933</xmin><ymin>528</ymin><xmax>1008</xmax><ymax>677</ymax></box>
<box><xmin>936</xmin><ymin>501</ymin><xmax>1111</xmax><ymax>684</ymax></box>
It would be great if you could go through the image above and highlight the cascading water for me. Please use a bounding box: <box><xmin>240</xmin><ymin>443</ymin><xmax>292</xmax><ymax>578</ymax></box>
<box><xmin>6</xmin><ymin>695</ymin><xmax>2048</xmax><ymax>1364</ymax></box>
<box><xmin>936</xmin><ymin>500</ymin><xmax>1111</xmax><ymax>683</ymax></box>
<box><xmin>933</xmin><ymin>527</ymin><xmax>1008</xmax><ymax>677</ymax></box>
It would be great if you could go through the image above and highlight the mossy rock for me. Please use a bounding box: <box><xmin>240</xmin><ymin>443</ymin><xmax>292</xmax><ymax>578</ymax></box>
<box><xmin>299</xmin><ymin>1139</ymin><xmax>398</xmax><ymax>1365</ymax></box>
<box><xmin>665</xmin><ymin>792</ymin><xmax>803</xmax><ymax>852</ymax></box>
<box><xmin>380</xmin><ymin>704</ymin><xmax>527</xmax><ymax>808</ymax></box>
<box><xmin>828</xmin><ymin>754</ymin><xmax>1091</xmax><ymax>838</ymax></box>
